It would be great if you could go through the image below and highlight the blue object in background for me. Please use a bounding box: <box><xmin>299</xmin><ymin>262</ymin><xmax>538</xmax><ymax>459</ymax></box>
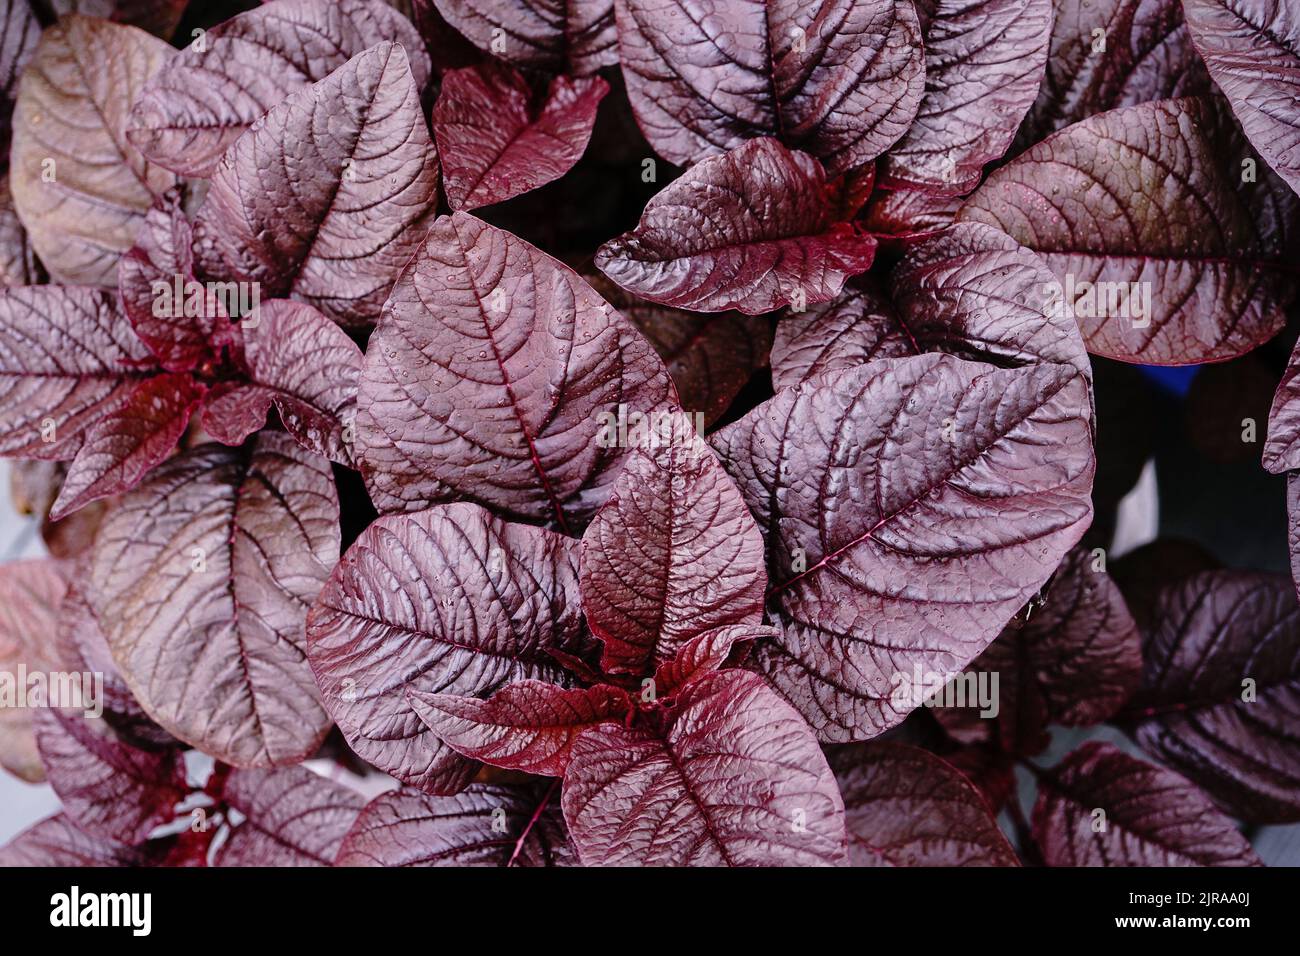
<box><xmin>1138</xmin><ymin>364</ymin><xmax>1200</xmax><ymax>397</ymax></box>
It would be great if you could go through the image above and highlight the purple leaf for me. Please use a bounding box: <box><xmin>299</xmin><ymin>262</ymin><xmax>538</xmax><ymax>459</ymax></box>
<box><xmin>861</xmin><ymin>187</ymin><xmax>961</xmax><ymax>238</ymax></box>
<box><xmin>215</xmin><ymin>766</ymin><xmax>365</xmax><ymax>866</ymax></box>
<box><xmin>0</xmin><ymin>813</ymin><xmax>182</xmax><ymax>867</ymax></box>
<box><xmin>119</xmin><ymin>193</ymin><xmax>220</xmax><ymax>373</ymax></box>
<box><xmin>227</xmin><ymin>300</ymin><xmax>364</xmax><ymax>466</ymax></box>
<box><xmin>433</xmin><ymin>64</ymin><xmax>608</xmax><ymax>211</ymax></box>
<box><xmin>409</xmin><ymin>681</ymin><xmax>631</xmax><ymax>776</ymax></box>
<box><xmin>614</xmin><ymin>0</ymin><xmax>924</xmax><ymax>175</ymax></box>
<box><xmin>200</xmin><ymin>384</ymin><xmax>279</xmax><ymax>449</ymax></box>
<box><xmin>1015</xmin><ymin>0</ymin><xmax>1211</xmax><ymax>147</ymax></box>
<box><xmin>0</xmin><ymin>0</ymin><xmax>39</xmax><ymax>163</ymax></box>
<box><xmin>772</xmin><ymin>224</ymin><xmax>1091</xmax><ymax>390</ymax></box>
<box><xmin>9</xmin><ymin>16</ymin><xmax>178</xmax><ymax>286</ymax></box>
<box><xmin>879</xmin><ymin>0</ymin><xmax>1051</xmax><ymax>194</ymax></box>
<box><xmin>563</xmin><ymin>668</ymin><xmax>847</xmax><ymax>866</ymax></box>
<box><xmin>1031</xmin><ymin>741</ymin><xmax>1261</xmax><ymax>866</ymax></box>
<box><xmin>0</xmin><ymin>176</ymin><xmax>40</xmax><ymax>286</ymax></box>
<box><xmin>336</xmin><ymin>782</ymin><xmax>576</xmax><ymax>866</ymax></box>
<box><xmin>50</xmin><ymin>0</ymin><xmax>191</xmax><ymax>39</ymax></box>
<box><xmin>1184</xmin><ymin>0</ymin><xmax>1300</xmax><ymax>198</ymax></box>
<box><xmin>48</xmin><ymin>372</ymin><xmax>206</xmax><ymax>520</ymax></box>
<box><xmin>88</xmin><ymin>434</ymin><xmax>339</xmax><ymax>767</ymax></box>
<box><xmin>33</xmin><ymin>707</ymin><xmax>187</xmax><ymax>846</ymax></box>
<box><xmin>594</xmin><ymin>139</ymin><xmax>877</xmax><ymax>314</ymax></box>
<box><xmin>1130</xmin><ymin>571</ymin><xmax>1300</xmax><ymax>823</ymax></box>
<box><xmin>355</xmin><ymin>211</ymin><xmax>675</xmax><ymax>530</ymax></box>
<box><xmin>586</xmin><ymin>273</ymin><xmax>774</xmax><ymax>428</ymax></box>
<box><xmin>933</xmin><ymin>547</ymin><xmax>1142</xmax><ymax>755</ymax></box>
<box><xmin>0</xmin><ymin>559</ymin><xmax>69</xmax><ymax>782</ymax></box>
<box><xmin>960</xmin><ymin>96</ymin><xmax>1299</xmax><ymax>365</ymax></box>
<box><xmin>196</xmin><ymin>42</ymin><xmax>439</xmax><ymax>327</ymax></box>
<box><xmin>831</xmin><ymin>742</ymin><xmax>1018</xmax><ymax>866</ymax></box>
<box><xmin>649</xmin><ymin>623</ymin><xmax>763</xmax><ymax>696</ymax></box>
<box><xmin>712</xmin><ymin>354</ymin><xmax>1094</xmax><ymax>741</ymax></box>
<box><xmin>579</xmin><ymin>409</ymin><xmax>766</xmax><ymax>676</ymax></box>
<box><xmin>127</xmin><ymin>0</ymin><xmax>431</xmax><ymax>178</ymax></box>
<box><xmin>306</xmin><ymin>503</ymin><xmax>585</xmax><ymax>793</ymax></box>
<box><xmin>1264</xmin><ymin>325</ymin><xmax>1300</xmax><ymax>474</ymax></box>
<box><xmin>0</xmin><ymin>287</ymin><xmax>157</xmax><ymax>461</ymax></box>
<box><xmin>430</xmin><ymin>0</ymin><xmax>615</xmax><ymax>75</ymax></box>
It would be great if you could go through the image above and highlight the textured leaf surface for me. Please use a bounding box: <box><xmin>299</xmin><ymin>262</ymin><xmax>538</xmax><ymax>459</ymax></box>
<box><xmin>713</xmin><ymin>353</ymin><xmax>1094</xmax><ymax>741</ymax></box>
<box><xmin>933</xmin><ymin>547</ymin><xmax>1142</xmax><ymax>754</ymax></box>
<box><xmin>879</xmin><ymin>0</ymin><xmax>1051</xmax><ymax>194</ymax></box>
<box><xmin>196</xmin><ymin>42</ymin><xmax>439</xmax><ymax>327</ymax></box>
<box><xmin>215</xmin><ymin>766</ymin><xmax>365</xmax><ymax>866</ymax></box>
<box><xmin>0</xmin><ymin>559</ymin><xmax>68</xmax><ymax>782</ymax></box>
<box><xmin>960</xmin><ymin>96</ymin><xmax>1299</xmax><ymax>365</ymax></box>
<box><xmin>0</xmin><ymin>287</ymin><xmax>156</xmax><ymax>460</ymax></box>
<box><xmin>336</xmin><ymin>782</ymin><xmax>575</xmax><ymax>866</ymax></box>
<box><xmin>127</xmin><ymin>0</ymin><xmax>431</xmax><ymax>177</ymax></box>
<box><xmin>306</xmin><ymin>503</ymin><xmax>585</xmax><ymax>792</ymax></box>
<box><xmin>1184</xmin><ymin>0</ymin><xmax>1300</xmax><ymax>198</ymax></box>
<box><xmin>580</xmin><ymin>410</ymin><xmax>766</xmax><ymax>676</ymax></box>
<box><xmin>119</xmin><ymin>194</ymin><xmax>219</xmax><ymax>372</ymax></box>
<box><xmin>0</xmin><ymin>0</ymin><xmax>38</xmax><ymax>162</ymax></box>
<box><xmin>410</xmin><ymin>681</ymin><xmax>630</xmax><ymax>776</ymax></box>
<box><xmin>432</xmin><ymin>0</ymin><xmax>615</xmax><ymax>74</ymax></box>
<box><xmin>1032</xmin><ymin>741</ymin><xmax>1261</xmax><ymax>866</ymax></box>
<box><xmin>772</xmin><ymin>224</ymin><xmax>1091</xmax><ymax>389</ymax></box>
<box><xmin>649</xmin><ymin>623</ymin><xmax>761</xmax><ymax>695</ymax></box>
<box><xmin>0</xmin><ymin>177</ymin><xmax>39</xmax><ymax>286</ymax></box>
<box><xmin>831</xmin><ymin>742</ymin><xmax>1018</xmax><ymax>866</ymax></box>
<box><xmin>33</xmin><ymin>707</ymin><xmax>186</xmax><ymax>846</ymax></box>
<box><xmin>861</xmin><ymin>187</ymin><xmax>961</xmax><ymax>237</ymax></box>
<box><xmin>1265</xmin><ymin>303</ymin><xmax>1300</xmax><ymax>473</ymax></box>
<box><xmin>0</xmin><ymin>813</ymin><xmax>176</xmax><ymax>867</ymax></box>
<box><xmin>50</xmin><ymin>0</ymin><xmax>190</xmax><ymax>39</ymax></box>
<box><xmin>434</xmin><ymin>64</ymin><xmax>607</xmax><ymax>210</ymax></box>
<box><xmin>563</xmin><ymin>669</ymin><xmax>847</xmax><ymax>866</ymax></box>
<box><xmin>9</xmin><ymin>16</ymin><xmax>178</xmax><ymax>286</ymax></box>
<box><xmin>1016</xmin><ymin>0</ymin><xmax>1211</xmax><ymax>147</ymax></box>
<box><xmin>230</xmin><ymin>300</ymin><xmax>364</xmax><ymax>466</ymax></box>
<box><xmin>48</xmin><ymin>372</ymin><xmax>205</xmax><ymax>520</ymax></box>
<box><xmin>615</xmin><ymin>0</ymin><xmax>924</xmax><ymax>175</ymax></box>
<box><xmin>89</xmin><ymin>434</ymin><xmax>339</xmax><ymax>767</ymax></box>
<box><xmin>586</xmin><ymin>274</ymin><xmax>772</xmax><ymax>427</ymax></box>
<box><xmin>594</xmin><ymin>138</ymin><xmax>877</xmax><ymax>314</ymax></box>
<box><xmin>1131</xmin><ymin>571</ymin><xmax>1300</xmax><ymax>823</ymax></box>
<box><xmin>356</xmin><ymin>212</ymin><xmax>675</xmax><ymax>529</ymax></box>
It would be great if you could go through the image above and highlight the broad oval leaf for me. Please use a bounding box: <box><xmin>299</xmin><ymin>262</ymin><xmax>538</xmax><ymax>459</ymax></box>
<box><xmin>879</xmin><ymin>0</ymin><xmax>1051</xmax><ymax>194</ymax></box>
<box><xmin>831</xmin><ymin>742</ymin><xmax>1018</xmax><ymax>866</ymax></box>
<box><xmin>433</xmin><ymin>64</ymin><xmax>608</xmax><ymax>211</ymax></box>
<box><xmin>215</xmin><ymin>766</ymin><xmax>365</xmax><ymax>866</ymax></box>
<box><xmin>48</xmin><ymin>372</ymin><xmax>206</xmax><ymax>520</ymax></box>
<box><xmin>127</xmin><ymin>0</ymin><xmax>432</xmax><ymax>177</ymax></box>
<box><xmin>580</xmin><ymin>409</ymin><xmax>767</xmax><ymax>676</ymax></box>
<box><xmin>594</xmin><ymin>138</ymin><xmax>877</xmax><ymax>314</ymax></box>
<box><xmin>306</xmin><ymin>502</ymin><xmax>585</xmax><ymax>793</ymax></box>
<box><xmin>196</xmin><ymin>42</ymin><xmax>439</xmax><ymax>327</ymax></box>
<box><xmin>1031</xmin><ymin>741</ymin><xmax>1261</xmax><ymax>866</ymax></box>
<box><xmin>33</xmin><ymin>707</ymin><xmax>187</xmax><ymax>846</ymax></box>
<box><xmin>933</xmin><ymin>546</ymin><xmax>1142</xmax><ymax>755</ymax></box>
<box><xmin>586</xmin><ymin>274</ymin><xmax>773</xmax><ymax>427</ymax></box>
<box><xmin>10</xmin><ymin>16</ymin><xmax>178</xmax><ymax>286</ymax></box>
<box><xmin>771</xmin><ymin>223</ymin><xmax>1092</xmax><ymax>389</ymax></box>
<box><xmin>0</xmin><ymin>559</ymin><xmax>68</xmax><ymax>782</ymax></box>
<box><xmin>712</xmin><ymin>354</ymin><xmax>1094</xmax><ymax>741</ymax></box>
<box><xmin>562</xmin><ymin>668</ymin><xmax>848</xmax><ymax>866</ymax></box>
<box><xmin>0</xmin><ymin>813</ymin><xmax>182</xmax><ymax>867</ymax></box>
<box><xmin>960</xmin><ymin>96</ymin><xmax>1300</xmax><ymax>365</ymax></box>
<box><xmin>615</xmin><ymin>0</ymin><xmax>925</xmax><ymax>175</ymax></box>
<box><xmin>1130</xmin><ymin>571</ymin><xmax>1300</xmax><ymax>823</ymax></box>
<box><xmin>355</xmin><ymin>211</ymin><xmax>675</xmax><ymax>530</ymax></box>
<box><xmin>1184</xmin><ymin>0</ymin><xmax>1300</xmax><ymax>198</ymax></box>
<box><xmin>0</xmin><ymin>287</ymin><xmax>156</xmax><ymax>461</ymax></box>
<box><xmin>432</xmin><ymin>0</ymin><xmax>615</xmax><ymax>75</ymax></box>
<box><xmin>336</xmin><ymin>782</ymin><xmax>576</xmax><ymax>866</ymax></box>
<box><xmin>409</xmin><ymin>681</ymin><xmax>630</xmax><ymax>777</ymax></box>
<box><xmin>223</xmin><ymin>300</ymin><xmax>364</xmax><ymax>467</ymax></box>
<box><xmin>1015</xmin><ymin>0</ymin><xmax>1211</xmax><ymax>147</ymax></box>
<box><xmin>89</xmin><ymin>434</ymin><xmax>339</xmax><ymax>767</ymax></box>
